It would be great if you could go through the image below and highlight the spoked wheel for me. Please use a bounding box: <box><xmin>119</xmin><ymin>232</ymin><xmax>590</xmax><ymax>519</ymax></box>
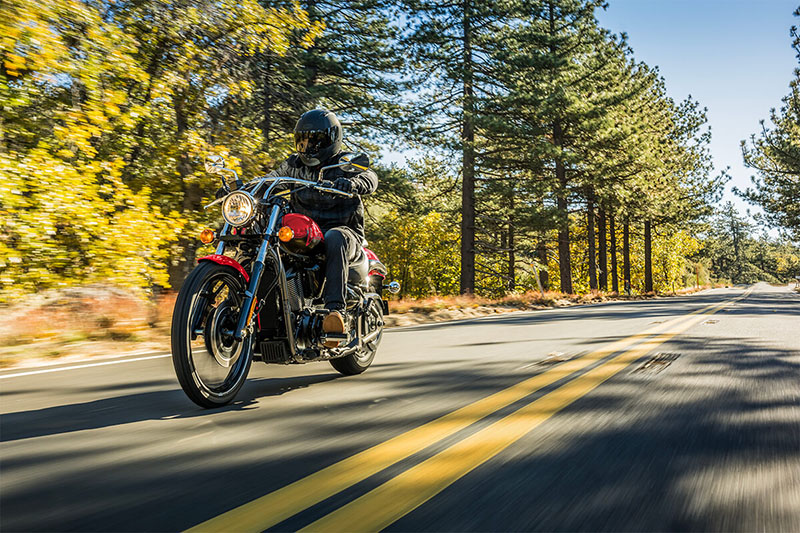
<box><xmin>171</xmin><ymin>261</ymin><xmax>253</xmax><ymax>408</ymax></box>
<box><xmin>330</xmin><ymin>297</ymin><xmax>383</xmax><ymax>375</ymax></box>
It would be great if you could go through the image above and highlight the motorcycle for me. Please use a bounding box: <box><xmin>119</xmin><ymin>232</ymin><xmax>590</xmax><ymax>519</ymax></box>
<box><xmin>171</xmin><ymin>155</ymin><xmax>400</xmax><ymax>408</ymax></box>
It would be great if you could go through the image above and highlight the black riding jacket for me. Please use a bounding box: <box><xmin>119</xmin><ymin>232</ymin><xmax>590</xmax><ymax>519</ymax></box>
<box><xmin>265</xmin><ymin>152</ymin><xmax>378</xmax><ymax>238</ymax></box>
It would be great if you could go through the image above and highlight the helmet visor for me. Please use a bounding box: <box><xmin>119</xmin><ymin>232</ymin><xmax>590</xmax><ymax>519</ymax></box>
<box><xmin>295</xmin><ymin>128</ymin><xmax>334</xmax><ymax>156</ymax></box>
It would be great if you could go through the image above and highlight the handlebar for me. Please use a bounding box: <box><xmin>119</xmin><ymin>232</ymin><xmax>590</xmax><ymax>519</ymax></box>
<box><xmin>263</xmin><ymin>177</ymin><xmax>355</xmax><ymax>198</ymax></box>
<box><xmin>251</xmin><ymin>176</ymin><xmax>355</xmax><ymax>200</ymax></box>
<box><xmin>205</xmin><ymin>176</ymin><xmax>355</xmax><ymax>209</ymax></box>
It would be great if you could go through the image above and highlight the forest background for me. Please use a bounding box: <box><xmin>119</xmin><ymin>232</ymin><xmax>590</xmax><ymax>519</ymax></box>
<box><xmin>2</xmin><ymin>0</ymin><xmax>799</xmax><ymax>314</ymax></box>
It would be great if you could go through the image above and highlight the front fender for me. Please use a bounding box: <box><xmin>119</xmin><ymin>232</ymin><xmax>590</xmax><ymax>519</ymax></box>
<box><xmin>197</xmin><ymin>254</ymin><xmax>250</xmax><ymax>282</ymax></box>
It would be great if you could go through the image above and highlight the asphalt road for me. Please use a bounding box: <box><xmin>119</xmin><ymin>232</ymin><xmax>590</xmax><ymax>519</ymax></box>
<box><xmin>1</xmin><ymin>283</ymin><xmax>798</xmax><ymax>532</ymax></box>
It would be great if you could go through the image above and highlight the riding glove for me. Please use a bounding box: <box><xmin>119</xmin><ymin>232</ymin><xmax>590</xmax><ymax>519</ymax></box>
<box><xmin>332</xmin><ymin>178</ymin><xmax>354</xmax><ymax>193</ymax></box>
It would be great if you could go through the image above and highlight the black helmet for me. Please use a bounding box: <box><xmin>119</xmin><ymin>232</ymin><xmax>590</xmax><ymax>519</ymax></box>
<box><xmin>294</xmin><ymin>109</ymin><xmax>342</xmax><ymax>167</ymax></box>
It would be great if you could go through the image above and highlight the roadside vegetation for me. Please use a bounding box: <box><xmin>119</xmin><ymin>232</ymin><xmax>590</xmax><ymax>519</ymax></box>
<box><xmin>1</xmin><ymin>1</ymin><xmax>798</xmax><ymax>363</ymax></box>
<box><xmin>1</xmin><ymin>282</ymin><xmax>735</xmax><ymax>368</ymax></box>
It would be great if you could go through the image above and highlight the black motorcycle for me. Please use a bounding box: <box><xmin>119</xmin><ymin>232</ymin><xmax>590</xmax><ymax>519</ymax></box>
<box><xmin>171</xmin><ymin>155</ymin><xmax>400</xmax><ymax>408</ymax></box>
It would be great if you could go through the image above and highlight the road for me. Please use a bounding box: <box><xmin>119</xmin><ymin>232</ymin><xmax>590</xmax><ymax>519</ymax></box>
<box><xmin>1</xmin><ymin>283</ymin><xmax>798</xmax><ymax>532</ymax></box>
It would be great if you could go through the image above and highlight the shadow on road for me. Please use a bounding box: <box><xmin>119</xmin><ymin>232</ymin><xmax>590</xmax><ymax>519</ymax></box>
<box><xmin>0</xmin><ymin>372</ymin><xmax>342</xmax><ymax>442</ymax></box>
<box><xmin>384</xmin><ymin>335</ymin><xmax>800</xmax><ymax>532</ymax></box>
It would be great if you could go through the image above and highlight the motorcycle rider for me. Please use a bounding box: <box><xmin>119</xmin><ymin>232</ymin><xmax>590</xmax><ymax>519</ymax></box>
<box><xmin>265</xmin><ymin>109</ymin><xmax>378</xmax><ymax>347</ymax></box>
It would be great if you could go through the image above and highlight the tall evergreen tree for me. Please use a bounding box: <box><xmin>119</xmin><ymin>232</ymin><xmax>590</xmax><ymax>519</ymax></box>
<box><xmin>738</xmin><ymin>8</ymin><xmax>800</xmax><ymax>240</ymax></box>
<box><xmin>253</xmin><ymin>0</ymin><xmax>405</xmax><ymax>145</ymax></box>
<box><xmin>401</xmin><ymin>0</ymin><xmax>517</xmax><ymax>294</ymax></box>
<box><xmin>481</xmin><ymin>0</ymin><xmax>633</xmax><ymax>293</ymax></box>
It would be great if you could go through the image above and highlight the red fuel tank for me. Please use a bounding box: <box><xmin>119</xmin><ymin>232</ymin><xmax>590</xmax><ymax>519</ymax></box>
<box><xmin>280</xmin><ymin>213</ymin><xmax>324</xmax><ymax>255</ymax></box>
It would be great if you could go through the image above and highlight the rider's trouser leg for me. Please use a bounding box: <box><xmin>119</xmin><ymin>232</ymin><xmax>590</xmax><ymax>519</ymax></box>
<box><xmin>323</xmin><ymin>227</ymin><xmax>360</xmax><ymax>311</ymax></box>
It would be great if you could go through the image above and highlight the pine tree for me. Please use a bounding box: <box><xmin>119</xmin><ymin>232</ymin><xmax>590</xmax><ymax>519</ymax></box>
<box><xmin>402</xmin><ymin>0</ymin><xmax>512</xmax><ymax>294</ymax></box>
<box><xmin>482</xmin><ymin>0</ymin><xmax>634</xmax><ymax>293</ymax></box>
<box><xmin>253</xmin><ymin>0</ymin><xmax>404</xmax><ymax>145</ymax></box>
<box><xmin>738</xmin><ymin>8</ymin><xmax>800</xmax><ymax>240</ymax></box>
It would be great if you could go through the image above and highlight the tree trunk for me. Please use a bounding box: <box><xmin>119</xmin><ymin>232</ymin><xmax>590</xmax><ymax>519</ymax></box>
<box><xmin>459</xmin><ymin>0</ymin><xmax>476</xmax><ymax>294</ymax></box>
<box><xmin>610</xmin><ymin>214</ymin><xmax>619</xmax><ymax>293</ymax></box>
<box><xmin>549</xmin><ymin>5</ymin><xmax>572</xmax><ymax>295</ymax></box>
<box><xmin>537</xmin><ymin>239</ymin><xmax>549</xmax><ymax>291</ymax></box>
<box><xmin>554</xmin><ymin>124</ymin><xmax>571</xmax><ymax>294</ymax></box>
<box><xmin>623</xmin><ymin>219</ymin><xmax>631</xmax><ymax>295</ymax></box>
<box><xmin>168</xmin><ymin>94</ymin><xmax>202</xmax><ymax>289</ymax></box>
<box><xmin>556</xmin><ymin>179</ymin><xmax>571</xmax><ymax>293</ymax></box>
<box><xmin>507</xmin><ymin>194</ymin><xmax>515</xmax><ymax>292</ymax></box>
<box><xmin>598</xmin><ymin>206</ymin><xmax>608</xmax><ymax>290</ymax></box>
<box><xmin>508</xmin><ymin>226</ymin><xmax>515</xmax><ymax>292</ymax></box>
<box><xmin>644</xmin><ymin>219</ymin><xmax>653</xmax><ymax>293</ymax></box>
<box><xmin>587</xmin><ymin>197</ymin><xmax>597</xmax><ymax>290</ymax></box>
<box><xmin>262</xmin><ymin>50</ymin><xmax>271</xmax><ymax>145</ymax></box>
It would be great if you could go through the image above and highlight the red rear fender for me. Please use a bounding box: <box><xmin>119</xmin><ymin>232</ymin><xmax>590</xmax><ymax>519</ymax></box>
<box><xmin>364</xmin><ymin>248</ymin><xmax>379</xmax><ymax>261</ymax></box>
<box><xmin>197</xmin><ymin>254</ymin><xmax>250</xmax><ymax>282</ymax></box>
<box><xmin>364</xmin><ymin>248</ymin><xmax>388</xmax><ymax>278</ymax></box>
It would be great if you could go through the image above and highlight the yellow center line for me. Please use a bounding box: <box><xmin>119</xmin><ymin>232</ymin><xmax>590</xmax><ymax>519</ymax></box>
<box><xmin>187</xmin><ymin>289</ymin><xmax>750</xmax><ymax>533</ymax></box>
<box><xmin>301</xmin><ymin>288</ymin><xmax>752</xmax><ymax>533</ymax></box>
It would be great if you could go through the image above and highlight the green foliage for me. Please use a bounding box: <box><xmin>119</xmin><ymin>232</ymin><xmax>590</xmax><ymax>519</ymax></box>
<box><xmin>0</xmin><ymin>0</ymin><xmax>319</xmax><ymax>299</ymax></box>
<box><xmin>251</xmin><ymin>0</ymin><xmax>404</xmax><ymax>144</ymax></box>
<box><xmin>702</xmin><ymin>203</ymin><xmax>800</xmax><ymax>284</ymax></box>
<box><xmin>106</xmin><ymin>0</ymin><xmax>320</xmax><ymax>282</ymax></box>
<box><xmin>737</xmin><ymin>8</ymin><xmax>800</xmax><ymax>240</ymax></box>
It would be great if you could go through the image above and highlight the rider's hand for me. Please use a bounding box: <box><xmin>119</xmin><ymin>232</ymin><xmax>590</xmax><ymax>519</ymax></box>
<box><xmin>332</xmin><ymin>177</ymin><xmax>353</xmax><ymax>193</ymax></box>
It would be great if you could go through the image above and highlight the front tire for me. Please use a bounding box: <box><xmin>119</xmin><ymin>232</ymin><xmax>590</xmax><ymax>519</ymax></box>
<box><xmin>330</xmin><ymin>297</ymin><xmax>383</xmax><ymax>375</ymax></box>
<box><xmin>172</xmin><ymin>261</ymin><xmax>253</xmax><ymax>408</ymax></box>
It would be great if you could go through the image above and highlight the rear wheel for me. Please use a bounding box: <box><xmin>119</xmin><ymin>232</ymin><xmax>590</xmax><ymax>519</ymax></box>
<box><xmin>171</xmin><ymin>261</ymin><xmax>253</xmax><ymax>408</ymax></box>
<box><xmin>330</xmin><ymin>298</ymin><xmax>383</xmax><ymax>375</ymax></box>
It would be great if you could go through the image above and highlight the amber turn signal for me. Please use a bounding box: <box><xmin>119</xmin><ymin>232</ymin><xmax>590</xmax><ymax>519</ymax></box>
<box><xmin>199</xmin><ymin>228</ymin><xmax>216</xmax><ymax>244</ymax></box>
<box><xmin>278</xmin><ymin>226</ymin><xmax>294</xmax><ymax>242</ymax></box>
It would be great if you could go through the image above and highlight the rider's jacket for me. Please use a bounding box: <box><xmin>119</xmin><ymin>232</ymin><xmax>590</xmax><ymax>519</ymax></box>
<box><xmin>265</xmin><ymin>152</ymin><xmax>378</xmax><ymax>238</ymax></box>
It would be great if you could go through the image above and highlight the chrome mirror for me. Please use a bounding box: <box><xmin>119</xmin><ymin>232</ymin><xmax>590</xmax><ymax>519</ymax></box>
<box><xmin>338</xmin><ymin>155</ymin><xmax>369</xmax><ymax>174</ymax></box>
<box><xmin>205</xmin><ymin>155</ymin><xmax>226</xmax><ymax>174</ymax></box>
<box><xmin>340</xmin><ymin>160</ymin><xmax>357</xmax><ymax>173</ymax></box>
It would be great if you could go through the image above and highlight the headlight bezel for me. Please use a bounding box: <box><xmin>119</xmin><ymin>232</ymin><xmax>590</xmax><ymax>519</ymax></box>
<box><xmin>221</xmin><ymin>191</ymin><xmax>256</xmax><ymax>227</ymax></box>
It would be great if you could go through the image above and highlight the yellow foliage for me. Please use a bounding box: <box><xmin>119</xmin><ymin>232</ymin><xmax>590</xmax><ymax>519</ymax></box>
<box><xmin>370</xmin><ymin>211</ymin><xmax>460</xmax><ymax>298</ymax></box>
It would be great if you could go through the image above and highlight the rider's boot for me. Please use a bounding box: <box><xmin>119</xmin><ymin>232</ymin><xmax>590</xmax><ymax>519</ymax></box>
<box><xmin>322</xmin><ymin>310</ymin><xmax>346</xmax><ymax>348</ymax></box>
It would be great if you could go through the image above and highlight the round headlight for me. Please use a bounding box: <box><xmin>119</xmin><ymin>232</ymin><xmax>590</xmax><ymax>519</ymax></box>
<box><xmin>222</xmin><ymin>191</ymin><xmax>255</xmax><ymax>227</ymax></box>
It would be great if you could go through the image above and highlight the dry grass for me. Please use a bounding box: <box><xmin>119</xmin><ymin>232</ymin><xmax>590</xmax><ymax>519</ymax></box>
<box><xmin>0</xmin><ymin>285</ymin><xmax>172</xmax><ymax>368</ymax></box>
<box><xmin>389</xmin><ymin>289</ymin><xmax>637</xmax><ymax>315</ymax></box>
<box><xmin>0</xmin><ymin>285</ymin><xmax>151</xmax><ymax>344</ymax></box>
<box><xmin>386</xmin><ymin>285</ymin><xmax>728</xmax><ymax>316</ymax></box>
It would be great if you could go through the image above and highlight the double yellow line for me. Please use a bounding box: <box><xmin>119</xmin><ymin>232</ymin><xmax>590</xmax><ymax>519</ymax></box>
<box><xmin>189</xmin><ymin>287</ymin><xmax>752</xmax><ymax>533</ymax></box>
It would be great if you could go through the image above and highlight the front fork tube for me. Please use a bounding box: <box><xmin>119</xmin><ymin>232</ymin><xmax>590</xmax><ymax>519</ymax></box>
<box><xmin>234</xmin><ymin>239</ymin><xmax>269</xmax><ymax>341</ymax></box>
<box><xmin>232</xmin><ymin>205</ymin><xmax>297</xmax><ymax>358</ymax></box>
<box><xmin>234</xmin><ymin>205</ymin><xmax>281</xmax><ymax>342</ymax></box>
<box><xmin>215</xmin><ymin>223</ymin><xmax>229</xmax><ymax>255</ymax></box>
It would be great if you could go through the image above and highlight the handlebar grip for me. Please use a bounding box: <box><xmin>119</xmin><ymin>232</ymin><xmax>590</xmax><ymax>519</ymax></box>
<box><xmin>315</xmin><ymin>186</ymin><xmax>355</xmax><ymax>198</ymax></box>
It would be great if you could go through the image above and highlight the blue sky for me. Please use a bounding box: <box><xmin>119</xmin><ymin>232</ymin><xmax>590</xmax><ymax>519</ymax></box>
<box><xmin>596</xmin><ymin>0</ymin><xmax>798</xmax><ymax>218</ymax></box>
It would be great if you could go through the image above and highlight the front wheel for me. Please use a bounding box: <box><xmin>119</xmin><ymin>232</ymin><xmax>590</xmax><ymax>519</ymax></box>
<box><xmin>330</xmin><ymin>298</ymin><xmax>383</xmax><ymax>375</ymax></box>
<box><xmin>171</xmin><ymin>261</ymin><xmax>253</xmax><ymax>408</ymax></box>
